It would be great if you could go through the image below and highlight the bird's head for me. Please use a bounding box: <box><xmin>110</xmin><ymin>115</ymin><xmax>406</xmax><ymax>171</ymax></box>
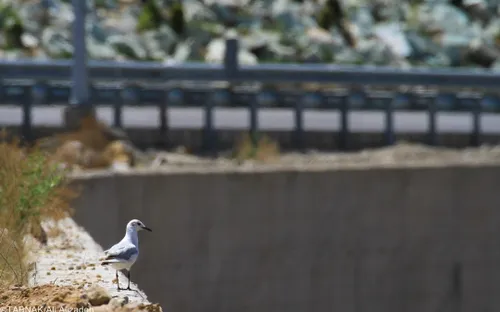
<box><xmin>127</xmin><ymin>219</ymin><xmax>152</xmax><ymax>232</ymax></box>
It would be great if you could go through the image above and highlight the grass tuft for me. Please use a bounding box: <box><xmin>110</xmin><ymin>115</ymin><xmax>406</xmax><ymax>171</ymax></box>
<box><xmin>233</xmin><ymin>132</ymin><xmax>280</xmax><ymax>163</ymax></box>
<box><xmin>0</xmin><ymin>130</ymin><xmax>78</xmax><ymax>287</ymax></box>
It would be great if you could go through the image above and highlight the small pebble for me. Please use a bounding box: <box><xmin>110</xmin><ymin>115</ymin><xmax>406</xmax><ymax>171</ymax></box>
<box><xmin>69</xmin><ymin>266</ymin><xmax>74</xmax><ymax>270</ymax></box>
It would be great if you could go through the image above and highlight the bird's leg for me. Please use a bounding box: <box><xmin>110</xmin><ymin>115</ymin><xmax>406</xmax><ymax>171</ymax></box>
<box><xmin>126</xmin><ymin>270</ymin><xmax>132</xmax><ymax>290</ymax></box>
<box><xmin>116</xmin><ymin>271</ymin><xmax>122</xmax><ymax>291</ymax></box>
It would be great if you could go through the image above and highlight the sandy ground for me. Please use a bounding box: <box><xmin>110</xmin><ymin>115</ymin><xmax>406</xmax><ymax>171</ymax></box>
<box><xmin>139</xmin><ymin>142</ymin><xmax>500</xmax><ymax>171</ymax></box>
<box><xmin>19</xmin><ymin>217</ymin><xmax>160</xmax><ymax>311</ymax></box>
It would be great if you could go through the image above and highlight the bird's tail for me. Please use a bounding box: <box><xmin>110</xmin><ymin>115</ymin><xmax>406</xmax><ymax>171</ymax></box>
<box><xmin>101</xmin><ymin>258</ymin><xmax>122</xmax><ymax>266</ymax></box>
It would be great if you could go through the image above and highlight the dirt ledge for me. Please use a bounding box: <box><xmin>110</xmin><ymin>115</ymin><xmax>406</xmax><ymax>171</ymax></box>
<box><xmin>3</xmin><ymin>217</ymin><xmax>164</xmax><ymax>312</ymax></box>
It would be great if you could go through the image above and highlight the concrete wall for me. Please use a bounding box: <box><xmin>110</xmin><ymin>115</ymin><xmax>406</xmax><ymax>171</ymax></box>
<box><xmin>70</xmin><ymin>165</ymin><xmax>500</xmax><ymax>312</ymax></box>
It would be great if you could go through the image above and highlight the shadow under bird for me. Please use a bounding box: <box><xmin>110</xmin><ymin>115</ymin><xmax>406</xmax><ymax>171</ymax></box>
<box><xmin>101</xmin><ymin>219</ymin><xmax>152</xmax><ymax>291</ymax></box>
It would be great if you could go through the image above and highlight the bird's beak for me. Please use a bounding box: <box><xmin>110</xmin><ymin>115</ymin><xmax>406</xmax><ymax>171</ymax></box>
<box><xmin>142</xmin><ymin>226</ymin><xmax>152</xmax><ymax>232</ymax></box>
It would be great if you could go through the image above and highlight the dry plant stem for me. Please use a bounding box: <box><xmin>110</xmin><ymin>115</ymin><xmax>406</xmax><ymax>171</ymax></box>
<box><xmin>0</xmin><ymin>251</ymin><xmax>18</xmax><ymax>282</ymax></box>
<box><xmin>0</xmin><ymin>132</ymin><xmax>78</xmax><ymax>287</ymax></box>
<box><xmin>0</xmin><ymin>212</ymin><xmax>17</xmax><ymax>282</ymax></box>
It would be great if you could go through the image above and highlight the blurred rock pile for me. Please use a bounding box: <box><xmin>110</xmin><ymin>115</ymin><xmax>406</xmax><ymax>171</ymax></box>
<box><xmin>2</xmin><ymin>0</ymin><xmax>500</xmax><ymax>68</ymax></box>
<box><xmin>36</xmin><ymin>114</ymin><xmax>140</xmax><ymax>171</ymax></box>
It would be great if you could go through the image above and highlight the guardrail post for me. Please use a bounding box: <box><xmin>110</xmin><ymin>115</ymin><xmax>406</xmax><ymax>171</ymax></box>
<box><xmin>249</xmin><ymin>95</ymin><xmax>259</xmax><ymax>147</ymax></box>
<box><xmin>224</xmin><ymin>35</ymin><xmax>238</xmax><ymax>80</ymax></box>
<box><xmin>428</xmin><ymin>97</ymin><xmax>438</xmax><ymax>145</ymax></box>
<box><xmin>385</xmin><ymin>97</ymin><xmax>395</xmax><ymax>145</ymax></box>
<box><xmin>338</xmin><ymin>95</ymin><xmax>349</xmax><ymax>150</ymax></box>
<box><xmin>65</xmin><ymin>0</ymin><xmax>92</xmax><ymax>130</ymax></box>
<box><xmin>294</xmin><ymin>98</ymin><xmax>304</xmax><ymax>150</ymax></box>
<box><xmin>22</xmin><ymin>86</ymin><xmax>33</xmax><ymax>143</ymax></box>
<box><xmin>471</xmin><ymin>97</ymin><xmax>481</xmax><ymax>146</ymax></box>
<box><xmin>225</xmin><ymin>37</ymin><xmax>257</xmax><ymax>144</ymax></box>
<box><xmin>202</xmin><ymin>36</ymin><xmax>238</xmax><ymax>154</ymax></box>
<box><xmin>203</xmin><ymin>96</ymin><xmax>216</xmax><ymax>154</ymax></box>
<box><xmin>159</xmin><ymin>90</ymin><xmax>169</xmax><ymax>148</ymax></box>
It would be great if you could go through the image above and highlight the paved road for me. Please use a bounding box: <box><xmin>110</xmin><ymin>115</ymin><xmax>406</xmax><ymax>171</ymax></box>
<box><xmin>1</xmin><ymin>105</ymin><xmax>500</xmax><ymax>134</ymax></box>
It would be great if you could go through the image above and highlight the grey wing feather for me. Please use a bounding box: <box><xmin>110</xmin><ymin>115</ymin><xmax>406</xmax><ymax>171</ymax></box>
<box><xmin>103</xmin><ymin>244</ymin><xmax>138</xmax><ymax>261</ymax></box>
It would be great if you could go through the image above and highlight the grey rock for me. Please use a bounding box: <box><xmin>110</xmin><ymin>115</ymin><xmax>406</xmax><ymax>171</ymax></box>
<box><xmin>5</xmin><ymin>0</ymin><xmax>500</xmax><ymax>67</ymax></box>
<box><xmin>183</xmin><ymin>0</ymin><xmax>218</xmax><ymax>23</ymax></box>
<box><xmin>105</xmin><ymin>7</ymin><xmax>138</xmax><ymax>35</ymax></box>
<box><xmin>109</xmin><ymin>296</ymin><xmax>129</xmax><ymax>307</ymax></box>
<box><xmin>298</xmin><ymin>27</ymin><xmax>347</xmax><ymax>63</ymax></box>
<box><xmin>17</xmin><ymin>2</ymin><xmax>48</xmax><ymax>34</ymax></box>
<box><xmin>350</xmin><ymin>7</ymin><xmax>375</xmax><ymax>38</ymax></box>
<box><xmin>41</xmin><ymin>27</ymin><xmax>73</xmax><ymax>58</ymax></box>
<box><xmin>356</xmin><ymin>37</ymin><xmax>394</xmax><ymax>66</ymax></box>
<box><xmin>172</xmin><ymin>39</ymin><xmax>200</xmax><ymax>62</ymax></box>
<box><xmin>422</xmin><ymin>53</ymin><xmax>452</xmax><ymax>67</ymax></box>
<box><xmin>21</xmin><ymin>32</ymin><xmax>39</xmax><ymax>49</ymax></box>
<box><xmin>48</xmin><ymin>1</ymin><xmax>74</xmax><ymax>29</ymax></box>
<box><xmin>205</xmin><ymin>37</ymin><xmax>258</xmax><ymax>65</ymax></box>
<box><xmin>186</xmin><ymin>21</ymin><xmax>225</xmax><ymax>45</ymax></box>
<box><xmin>108</xmin><ymin>34</ymin><xmax>147</xmax><ymax>60</ymax></box>
<box><xmin>405</xmin><ymin>30</ymin><xmax>440</xmax><ymax>61</ymax></box>
<box><xmin>87</xmin><ymin>19</ymin><xmax>111</xmax><ymax>43</ymax></box>
<box><xmin>465</xmin><ymin>40</ymin><xmax>499</xmax><ymax>67</ymax></box>
<box><xmin>333</xmin><ymin>48</ymin><xmax>363</xmax><ymax>65</ymax></box>
<box><xmin>153</xmin><ymin>25</ymin><xmax>178</xmax><ymax>54</ymax></box>
<box><xmin>418</xmin><ymin>3</ymin><xmax>469</xmax><ymax>34</ymax></box>
<box><xmin>87</xmin><ymin>37</ymin><xmax>117</xmax><ymax>60</ymax></box>
<box><xmin>373</xmin><ymin>22</ymin><xmax>411</xmax><ymax>58</ymax></box>
<box><xmin>242</xmin><ymin>28</ymin><xmax>295</xmax><ymax>62</ymax></box>
<box><xmin>240</xmin><ymin>31</ymin><xmax>272</xmax><ymax>51</ymax></box>
<box><xmin>139</xmin><ymin>26</ymin><xmax>178</xmax><ymax>60</ymax></box>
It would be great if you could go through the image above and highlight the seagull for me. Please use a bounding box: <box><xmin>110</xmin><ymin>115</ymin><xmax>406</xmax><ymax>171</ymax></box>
<box><xmin>101</xmin><ymin>219</ymin><xmax>152</xmax><ymax>291</ymax></box>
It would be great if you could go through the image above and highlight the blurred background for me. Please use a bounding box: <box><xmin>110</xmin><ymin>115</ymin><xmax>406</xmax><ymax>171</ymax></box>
<box><xmin>3</xmin><ymin>0</ymin><xmax>500</xmax><ymax>67</ymax></box>
<box><xmin>3</xmin><ymin>1</ymin><xmax>500</xmax><ymax>311</ymax></box>
<box><xmin>1</xmin><ymin>0</ymin><xmax>500</xmax><ymax>161</ymax></box>
<box><xmin>0</xmin><ymin>0</ymin><xmax>500</xmax><ymax>157</ymax></box>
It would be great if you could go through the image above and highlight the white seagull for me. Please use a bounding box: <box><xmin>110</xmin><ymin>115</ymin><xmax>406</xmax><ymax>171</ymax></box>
<box><xmin>101</xmin><ymin>219</ymin><xmax>152</xmax><ymax>291</ymax></box>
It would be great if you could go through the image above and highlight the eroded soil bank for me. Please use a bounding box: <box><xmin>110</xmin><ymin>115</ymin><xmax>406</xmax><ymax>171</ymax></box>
<box><xmin>0</xmin><ymin>217</ymin><xmax>162</xmax><ymax>312</ymax></box>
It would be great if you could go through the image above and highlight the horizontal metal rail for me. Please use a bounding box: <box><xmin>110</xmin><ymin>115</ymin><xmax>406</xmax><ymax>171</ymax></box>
<box><xmin>2</xmin><ymin>57</ymin><xmax>500</xmax><ymax>88</ymax></box>
<box><xmin>0</xmin><ymin>38</ymin><xmax>500</xmax><ymax>89</ymax></box>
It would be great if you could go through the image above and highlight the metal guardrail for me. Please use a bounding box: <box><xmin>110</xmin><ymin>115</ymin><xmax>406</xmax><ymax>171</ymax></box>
<box><xmin>3</xmin><ymin>38</ymin><xmax>500</xmax><ymax>87</ymax></box>
<box><xmin>1</xmin><ymin>38</ymin><xmax>500</xmax><ymax>150</ymax></box>
<box><xmin>1</xmin><ymin>79</ymin><xmax>500</xmax><ymax>150</ymax></box>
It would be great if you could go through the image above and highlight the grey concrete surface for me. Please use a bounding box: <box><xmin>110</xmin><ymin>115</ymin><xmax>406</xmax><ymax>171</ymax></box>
<box><xmin>70</xmin><ymin>165</ymin><xmax>500</xmax><ymax>312</ymax></box>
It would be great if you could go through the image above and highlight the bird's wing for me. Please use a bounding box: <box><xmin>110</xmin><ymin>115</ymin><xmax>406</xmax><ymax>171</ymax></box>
<box><xmin>103</xmin><ymin>243</ymin><xmax>137</xmax><ymax>261</ymax></box>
